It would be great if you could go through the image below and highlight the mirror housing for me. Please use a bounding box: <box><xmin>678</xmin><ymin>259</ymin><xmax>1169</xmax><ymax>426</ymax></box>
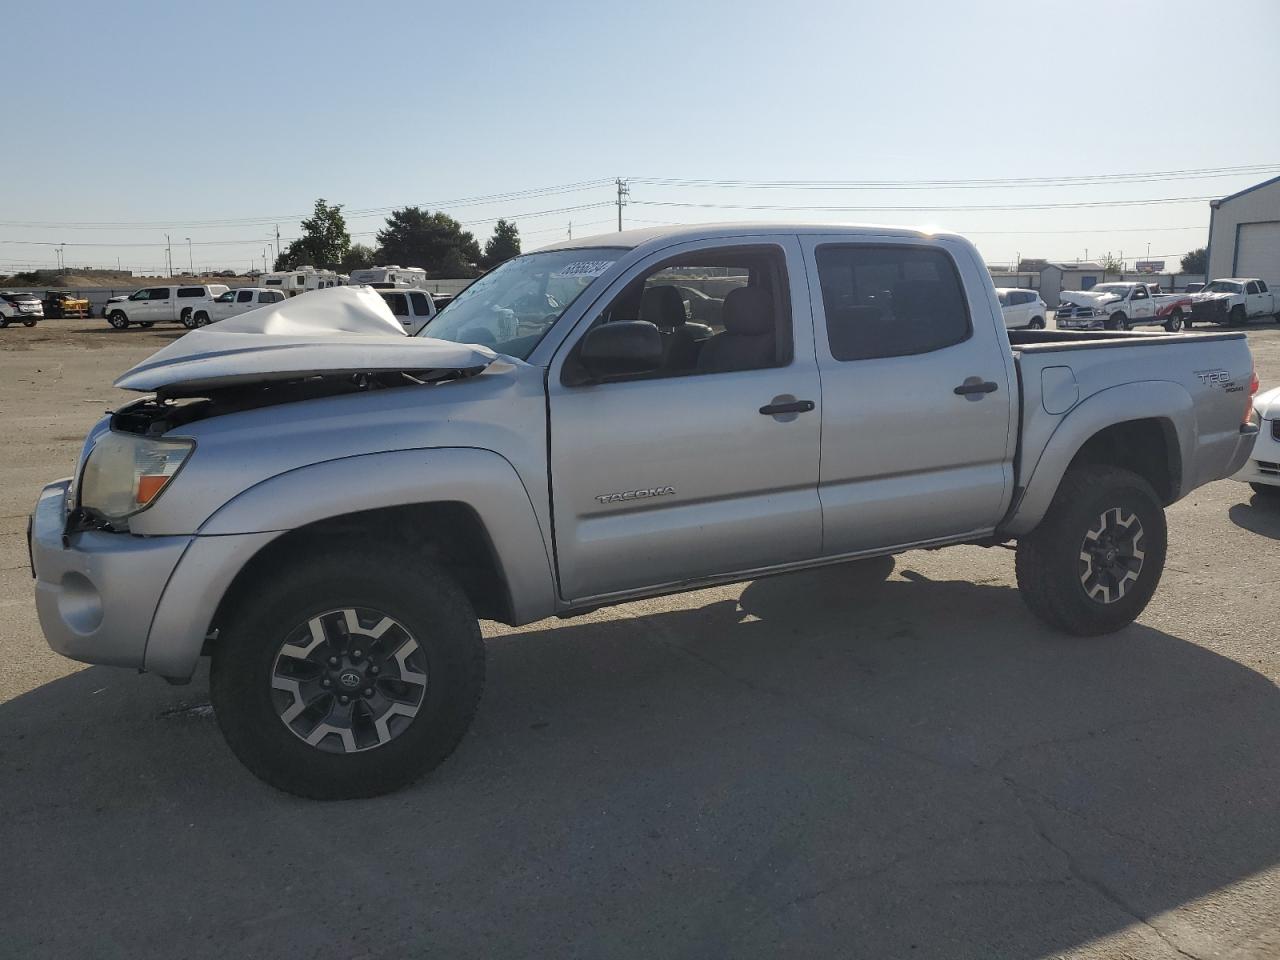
<box><xmin>578</xmin><ymin>321</ymin><xmax>663</xmax><ymax>381</ymax></box>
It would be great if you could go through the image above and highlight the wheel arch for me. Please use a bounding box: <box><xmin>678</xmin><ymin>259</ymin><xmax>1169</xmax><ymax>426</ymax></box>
<box><xmin>1000</xmin><ymin>381</ymin><xmax>1193</xmax><ymax>537</ymax></box>
<box><xmin>144</xmin><ymin>448</ymin><xmax>558</xmax><ymax>679</ymax></box>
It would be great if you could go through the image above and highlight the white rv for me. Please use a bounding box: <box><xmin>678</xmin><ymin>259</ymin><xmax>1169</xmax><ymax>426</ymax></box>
<box><xmin>348</xmin><ymin>265</ymin><xmax>428</xmax><ymax>288</ymax></box>
<box><xmin>259</xmin><ymin>266</ymin><xmax>348</xmax><ymax>297</ymax></box>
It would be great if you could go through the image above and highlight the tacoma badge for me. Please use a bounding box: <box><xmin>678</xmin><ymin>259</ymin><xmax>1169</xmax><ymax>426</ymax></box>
<box><xmin>595</xmin><ymin>486</ymin><xmax>675</xmax><ymax>505</ymax></box>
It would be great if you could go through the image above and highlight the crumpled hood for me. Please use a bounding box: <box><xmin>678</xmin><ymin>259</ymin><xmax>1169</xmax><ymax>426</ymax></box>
<box><xmin>114</xmin><ymin>285</ymin><xmax>497</xmax><ymax>395</ymax></box>
<box><xmin>1189</xmin><ymin>290</ymin><xmax>1233</xmax><ymax>302</ymax></box>
<box><xmin>1255</xmin><ymin>385</ymin><xmax>1280</xmax><ymax>421</ymax></box>
<box><xmin>1058</xmin><ymin>290</ymin><xmax>1120</xmax><ymax>309</ymax></box>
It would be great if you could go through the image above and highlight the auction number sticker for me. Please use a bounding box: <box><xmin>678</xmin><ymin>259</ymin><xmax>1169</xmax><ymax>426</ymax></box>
<box><xmin>552</xmin><ymin>260</ymin><xmax>615</xmax><ymax>279</ymax></box>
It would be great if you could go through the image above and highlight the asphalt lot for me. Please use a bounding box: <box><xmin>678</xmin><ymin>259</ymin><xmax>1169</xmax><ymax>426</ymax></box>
<box><xmin>2</xmin><ymin>316</ymin><xmax>1279</xmax><ymax>960</ymax></box>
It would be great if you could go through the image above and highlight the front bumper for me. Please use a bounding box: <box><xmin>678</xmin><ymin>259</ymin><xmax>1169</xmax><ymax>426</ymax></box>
<box><xmin>1056</xmin><ymin>314</ymin><xmax>1105</xmax><ymax>330</ymax></box>
<box><xmin>1233</xmin><ymin>420</ymin><xmax>1280</xmax><ymax>487</ymax></box>
<box><xmin>30</xmin><ymin>480</ymin><xmax>278</xmax><ymax>678</ymax></box>
<box><xmin>30</xmin><ymin>480</ymin><xmax>192</xmax><ymax>670</ymax></box>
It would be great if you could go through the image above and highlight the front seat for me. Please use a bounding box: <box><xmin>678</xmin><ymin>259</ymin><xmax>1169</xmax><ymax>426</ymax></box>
<box><xmin>697</xmin><ymin>287</ymin><xmax>776</xmax><ymax>373</ymax></box>
<box><xmin>641</xmin><ymin>285</ymin><xmax>711</xmax><ymax>371</ymax></box>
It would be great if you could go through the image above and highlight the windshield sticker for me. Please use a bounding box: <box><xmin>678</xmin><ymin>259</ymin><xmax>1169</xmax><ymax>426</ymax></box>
<box><xmin>552</xmin><ymin>260</ymin><xmax>615</xmax><ymax>279</ymax></box>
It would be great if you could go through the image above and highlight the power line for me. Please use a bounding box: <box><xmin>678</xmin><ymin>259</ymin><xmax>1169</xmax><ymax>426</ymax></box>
<box><xmin>630</xmin><ymin>195</ymin><xmax>1216</xmax><ymax>214</ymax></box>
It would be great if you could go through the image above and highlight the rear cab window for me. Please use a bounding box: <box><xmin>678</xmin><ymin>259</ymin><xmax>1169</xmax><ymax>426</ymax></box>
<box><xmin>814</xmin><ymin>245</ymin><xmax>970</xmax><ymax>361</ymax></box>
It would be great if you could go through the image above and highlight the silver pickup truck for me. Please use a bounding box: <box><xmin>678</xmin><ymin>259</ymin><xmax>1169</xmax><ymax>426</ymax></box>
<box><xmin>30</xmin><ymin>224</ymin><xmax>1260</xmax><ymax>799</ymax></box>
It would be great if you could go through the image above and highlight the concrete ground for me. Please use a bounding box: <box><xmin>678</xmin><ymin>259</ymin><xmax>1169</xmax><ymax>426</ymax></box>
<box><xmin>1</xmin><ymin>317</ymin><xmax>1279</xmax><ymax>960</ymax></box>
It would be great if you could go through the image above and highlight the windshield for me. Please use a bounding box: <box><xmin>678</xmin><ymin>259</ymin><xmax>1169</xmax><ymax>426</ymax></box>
<box><xmin>419</xmin><ymin>248</ymin><xmax>622</xmax><ymax>358</ymax></box>
<box><xmin>1203</xmin><ymin>281</ymin><xmax>1243</xmax><ymax>294</ymax></box>
<box><xmin>1091</xmin><ymin>284</ymin><xmax>1130</xmax><ymax>296</ymax></box>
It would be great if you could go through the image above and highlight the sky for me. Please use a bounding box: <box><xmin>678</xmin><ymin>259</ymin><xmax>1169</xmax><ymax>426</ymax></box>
<box><xmin>3</xmin><ymin>0</ymin><xmax>1278</xmax><ymax>276</ymax></box>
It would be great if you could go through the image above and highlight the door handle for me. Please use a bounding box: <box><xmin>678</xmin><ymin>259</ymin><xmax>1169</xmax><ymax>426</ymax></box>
<box><xmin>759</xmin><ymin>399</ymin><xmax>815</xmax><ymax>416</ymax></box>
<box><xmin>954</xmin><ymin>379</ymin><xmax>999</xmax><ymax>396</ymax></box>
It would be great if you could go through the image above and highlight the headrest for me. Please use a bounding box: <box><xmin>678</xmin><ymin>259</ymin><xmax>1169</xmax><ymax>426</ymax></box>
<box><xmin>640</xmin><ymin>285</ymin><xmax>686</xmax><ymax>330</ymax></box>
<box><xmin>722</xmin><ymin>287</ymin><xmax>774</xmax><ymax>336</ymax></box>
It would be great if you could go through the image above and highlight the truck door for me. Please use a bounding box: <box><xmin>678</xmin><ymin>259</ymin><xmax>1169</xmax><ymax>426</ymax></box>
<box><xmin>144</xmin><ymin>286</ymin><xmax>172</xmax><ymax>322</ymax></box>
<box><xmin>800</xmin><ymin>236</ymin><xmax>1015</xmax><ymax>555</ymax></box>
<box><xmin>1129</xmin><ymin>284</ymin><xmax>1154</xmax><ymax>321</ymax></box>
<box><xmin>546</xmin><ymin>237</ymin><xmax>822</xmax><ymax>603</ymax></box>
<box><xmin>1245</xmin><ymin>281</ymin><xmax>1266</xmax><ymax>317</ymax></box>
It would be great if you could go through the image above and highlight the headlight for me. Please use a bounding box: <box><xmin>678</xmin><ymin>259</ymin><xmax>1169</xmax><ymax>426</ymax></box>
<box><xmin>79</xmin><ymin>431</ymin><xmax>194</xmax><ymax>525</ymax></box>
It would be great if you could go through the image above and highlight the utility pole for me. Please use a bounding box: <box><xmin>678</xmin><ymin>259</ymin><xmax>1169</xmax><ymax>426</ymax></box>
<box><xmin>615</xmin><ymin>178</ymin><xmax>629</xmax><ymax>231</ymax></box>
<box><xmin>186</xmin><ymin>237</ymin><xmax>193</xmax><ymax>275</ymax></box>
<box><xmin>567</xmin><ymin>221</ymin><xmax>573</xmax><ymax>239</ymax></box>
<box><xmin>275</xmin><ymin>224</ymin><xmax>281</xmax><ymax>265</ymax></box>
<box><xmin>165</xmin><ymin>234</ymin><xmax>173</xmax><ymax>276</ymax></box>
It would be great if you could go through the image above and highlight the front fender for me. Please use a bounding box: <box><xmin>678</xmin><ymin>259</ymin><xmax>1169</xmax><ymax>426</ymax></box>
<box><xmin>144</xmin><ymin>448</ymin><xmax>557</xmax><ymax>678</ymax></box>
<box><xmin>1000</xmin><ymin>381</ymin><xmax>1194</xmax><ymax>537</ymax></box>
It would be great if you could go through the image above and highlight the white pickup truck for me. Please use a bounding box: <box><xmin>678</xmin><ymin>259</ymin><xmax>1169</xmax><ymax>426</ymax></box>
<box><xmin>1187</xmin><ymin>278</ymin><xmax>1278</xmax><ymax>326</ymax></box>
<box><xmin>30</xmin><ymin>224</ymin><xmax>1259</xmax><ymax>799</ymax></box>
<box><xmin>104</xmin><ymin>283</ymin><xmax>231</xmax><ymax>330</ymax></box>
<box><xmin>1055</xmin><ymin>282</ymin><xmax>1192</xmax><ymax>332</ymax></box>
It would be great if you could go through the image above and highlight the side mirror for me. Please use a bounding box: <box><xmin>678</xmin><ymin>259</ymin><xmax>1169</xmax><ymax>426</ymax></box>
<box><xmin>578</xmin><ymin>321</ymin><xmax>663</xmax><ymax>380</ymax></box>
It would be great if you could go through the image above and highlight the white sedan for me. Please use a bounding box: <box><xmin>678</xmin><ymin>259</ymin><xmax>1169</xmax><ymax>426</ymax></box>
<box><xmin>1235</xmin><ymin>385</ymin><xmax>1280</xmax><ymax>498</ymax></box>
<box><xmin>995</xmin><ymin>288</ymin><xmax>1047</xmax><ymax>329</ymax></box>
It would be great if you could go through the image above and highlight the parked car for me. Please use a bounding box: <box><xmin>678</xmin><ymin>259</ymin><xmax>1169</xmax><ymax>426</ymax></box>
<box><xmin>995</xmin><ymin>288</ymin><xmax>1047</xmax><ymax>329</ymax></box>
<box><xmin>0</xmin><ymin>291</ymin><xmax>43</xmax><ymax>327</ymax></box>
<box><xmin>30</xmin><ymin>225</ymin><xmax>1260</xmax><ymax>799</ymax></box>
<box><xmin>41</xmin><ymin>290</ymin><xmax>90</xmax><ymax>319</ymax></box>
<box><xmin>195</xmin><ymin>287</ymin><xmax>287</xmax><ymax>325</ymax></box>
<box><xmin>375</xmin><ymin>287</ymin><xmax>437</xmax><ymax>335</ymax></box>
<box><xmin>1187</xmin><ymin>278</ymin><xmax>1278</xmax><ymax>327</ymax></box>
<box><xmin>1055</xmin><ymin>282</ymin><xmax>1191</xmax><ymax>332</ymax></box>
<box><xmin>1234</xmin><ymin>385</ymin><xmax>1280</xmax><ymax>498</ymax></box>
<box><xmin>104</xmin><ymin>284</ymin><xmax>230</xmax><ymax>329</ymax></box>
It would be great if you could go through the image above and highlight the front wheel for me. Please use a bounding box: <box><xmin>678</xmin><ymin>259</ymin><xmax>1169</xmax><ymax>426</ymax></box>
<box><xmin>1028</xmin><ymin>316</ymin><xmax>1045</xmax><ymax>330</ymax></box>
<box><xmin>180</xmin><ymin>309</ymin><xmax>199</xmax><ymax>329</ymax></box>
<box><xmin>22</xmin><ymin>319</ymin><xmax>37</xmax><ymax>327</ymax></box>
<box><xmin>210</xmin><ymin>547</ymin><xmax>486</xmax><ymax>799</ymax></box>
<box><xmin>1228</xmin><ymin>305</ymin><xmax>1246</xmax><ymax>326</ymax></box>
<box><xmin>107</xmin><ymin>311</ymin><xmax>129</xmax><ymax>329</ymax></box>
<box><xmin>1016</xmin><ymin>465</ymin><xmax>1167</xmax><ymax>635</ymax></box>
<box><xmin>193</xmin><ymin>311</ymin><xmax>209</xmax><ymax>326</ymax></box>
<box><xmin>1163</xmin><ymin>309</ymin><xmax>1183</xmax><ymax>332</ymax></box>
<box><xmin>1108</xmin><ymin>313</ymin><xmax>1130</xmax><ymax>331</ymax></box>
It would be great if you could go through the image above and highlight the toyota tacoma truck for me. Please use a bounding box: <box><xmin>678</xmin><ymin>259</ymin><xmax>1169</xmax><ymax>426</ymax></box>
<box><xmin>1055</xmin><ymin>281</ymin><xmax>1192</xmax><ymax>332</ymax></box>
<box><xmin>29</xmin><ymin>224</ymin><xmax>1260</xmax><ymax>799</ymax></box>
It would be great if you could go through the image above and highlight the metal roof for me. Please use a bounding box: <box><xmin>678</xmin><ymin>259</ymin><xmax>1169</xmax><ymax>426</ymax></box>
<box><xmin>1214</xmin><ymin>174</ymin><xmax>1280</xmax><ymax>206</ymax></box>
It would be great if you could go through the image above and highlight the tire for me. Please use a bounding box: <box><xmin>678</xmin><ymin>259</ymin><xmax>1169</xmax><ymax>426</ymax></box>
<box><xmin>1028</xmin><ymin>316</ymin><xmax>1045</xmax><ymax>330</ymax></box>
<box><xmin>193</xmin><ymin>311</ymin><xmax>209</xmax><ymax>326</ymax></box>
<box><xmin>108</xmin><ymin>311</ymin><xmax>129</xmax><ymax>329</ymax></box>
<box><xmin>1228</xmin><ymin>305</ymin><xmax>1246</xmax><ymax>326</ymax></box>
<box><xmin>210</xmin><ymin>547</ymin><xmax>485</xmax><ymax>799</ymax></box>
<box><xmin>22</xmin><ymin>319</ymin><xmax>37</xmax><ymax>327</ymax></box>
<box><xmin>1163</xmin><ymin>309</ymin><xmax>1183</xmax><ymax>333</ymax></box>
<box><xmin>1108</xmin><ymin>312</ymin><xmax>1130</xmax><ymax>331</ymax></box>
<box><xmin>139</xmin><ymin>322</ymin><xmax>155</xmax><ymax>328</ymax></box>
<box><xmin>180</xmin><ymin>309</ymin><xmax>199</xmax><ymax>329</ymax></box>
<box><xmin>1015</xmin><ymin>465</ymin><xmax>1167</xmax><ymax>636</ymax></box>
<box><xmin>0</xmin><ymin>319</ymin><xmax>8</xmax><ymax>329</ymax></box>
<box><xmin>1250</xmin><ymin>482</ymin><xmax>1280</xmax><ymax>499</ymax></box>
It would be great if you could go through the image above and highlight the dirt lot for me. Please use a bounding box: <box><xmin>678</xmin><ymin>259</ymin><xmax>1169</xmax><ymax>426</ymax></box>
<box><xmin>2</xmin><ymin>317</ymin><xmax>1279</xmax><ymax>959</ymax></box>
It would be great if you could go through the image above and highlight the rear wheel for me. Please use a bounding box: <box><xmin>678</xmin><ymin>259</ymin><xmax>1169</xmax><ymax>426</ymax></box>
<box><xmin>22</xmin><ymin>319</ymin><xmax>37</xmax><ymax>327</ymax></box>
<box><xmin>1250</xmin><ymin>482</ymin><xmax>1280</xmax><ymax>499</ymax></box>
<box><xmin>210</xmin><ymin>547</ymin><xmax>485</xmax><ymax>799</ymax></box>
<box><xmin>108</xmin><ymin>311</ymin><xmax>129</xmax><ymax>329</ymax></box>
<box><xmin>0</xmin><ymin>319</ymin><xmax>9</xmax><ymax>329</ymax></box>
<box><xmin>1016</xmin><ymin>465</ymin><xmax>1167</xmax><ymax>636</ymax></box>
<box><xmin>1163</xmin><ymin>309</ymin><xmax>1183</xmax><ymax>332</ymax></box>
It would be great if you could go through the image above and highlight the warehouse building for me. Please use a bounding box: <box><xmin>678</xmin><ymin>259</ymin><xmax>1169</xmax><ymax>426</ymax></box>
<box><xmin>1207</xmin><ymin>175</ymin><xmax>1280</xmax><ymax>290</ymax></box>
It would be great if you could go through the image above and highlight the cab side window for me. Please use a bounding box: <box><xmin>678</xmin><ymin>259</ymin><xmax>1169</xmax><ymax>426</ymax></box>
<box><xmin>1246</xmin><ymin>281</ymin><xmax>1260</xmax><ymax>294</ymax></box>
<box><xmin>237</xmin><ymin>290</ymin><xmax>254</xmax><ymax>303</ymax></box>
<box><xmin>816</xmin><ymin>245</ymin><xmax>970</xmax><ymax>361</ymax></box>
<box><xmin>147</xmin><ymin>287</ymin><xmax>171</xmax><ymax>300</ymax></box>
<box><xmin>384</xmin><ymin>293</ymin><xmax>410</xmax><ymax>317</ymax></box>
<box><xmin>1258</xmin><ymin>280</ymin><xmax>1269</xmax><ymax>293</ymax></box>
<box><xmin>409</xmin><ymin>292</ymin><xmax>432</xmax><ymax>315</ymax></box>
<box><xmin>1131</xmin><ymin>285</ymin><xmax>1148</xmax><ymax>300</ymax></box>
<box><xmin>575</xmin><ymin>245</ymin><xmax>791</xmax><ymax>382</ymax></box>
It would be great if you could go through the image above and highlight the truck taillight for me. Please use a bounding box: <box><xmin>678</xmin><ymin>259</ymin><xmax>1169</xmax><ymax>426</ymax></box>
<box><xmin>1245</xmin><ymin>369</ymin><xmax>1259</xmax><ymax>425</ymax></box>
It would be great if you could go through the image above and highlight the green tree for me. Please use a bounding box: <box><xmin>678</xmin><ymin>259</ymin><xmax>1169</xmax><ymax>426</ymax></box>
<box><xmin>481</xmin><ymin>219</ymin><xmax>522</xmax><ymax>269</ymax></box>
<box><xmin>340</xmin><ymin>242</ymin><xmax>377</xmax><ymax>273</ymax></box>
<box><xmin>1180</xmin><ymin>247</ymin><xmax>1207</xmax><ymax>274</ymax></box>
<box><xmin>1099</xmin><ymin>253</ymin><xmax>1125</xmax><ymax>274</ymax></box>
<box><xmin>275</xmin><ymin>199</ymin><xmax>350</xmax><ymax>270</ymax></box>
<box><xmin>375</xmin><ymin>207</ymin><xmax>481</xmax><ymax>278</ymax></box>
